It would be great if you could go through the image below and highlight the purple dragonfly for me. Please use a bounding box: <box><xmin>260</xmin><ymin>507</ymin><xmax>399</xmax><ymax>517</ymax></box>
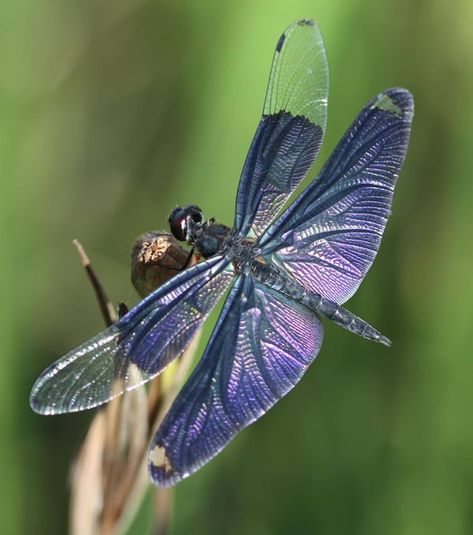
<box><xmin>30</xmin><ymin>19</ymin><xmax>413</xmax><ymax>486</ymax></box>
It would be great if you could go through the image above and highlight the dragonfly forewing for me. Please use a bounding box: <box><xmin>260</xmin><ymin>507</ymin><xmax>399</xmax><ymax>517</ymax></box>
<box><xmin>234</xmin><ymin>19</ymin><xmax>328</xmax><ymax>238</ymax></box>
<box><xmin>30</xmin><ymin>257</ymin><xmax>233</xmax><ymax>414</ymax></box>
<box><xmin>259</xmin><ymin>88</ymin><xmax>414</xmax><ymax>304</ymax></box>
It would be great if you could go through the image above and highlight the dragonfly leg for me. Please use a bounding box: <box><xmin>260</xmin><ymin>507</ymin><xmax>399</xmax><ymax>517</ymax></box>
<box><xmin>118</xmin><ymin>302</ymin><xmax>129</xmax><ymax>319</ymax></box>
<box><xmin>184</xmin><ymin>247</ymin><xmax>196</xmax><ymax>268</ymax></box>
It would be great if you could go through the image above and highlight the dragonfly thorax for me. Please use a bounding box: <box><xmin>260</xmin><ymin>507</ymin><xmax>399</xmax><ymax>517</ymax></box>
<box><xmin>193</xmin><ymin>222</ymin><xmax>233</xmax><ymax>258</ymax></box>
<box><xmin>193</xmin><ymin>222</ymin><xmax>259</xmax><ymax>267</ymax></box>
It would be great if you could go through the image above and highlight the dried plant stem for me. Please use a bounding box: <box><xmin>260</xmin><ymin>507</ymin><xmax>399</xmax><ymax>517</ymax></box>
<box><xmin>154</xmin><ymin>488</ymin><xmax>173</xmax><ymax>535</ymax></box>
<box><xmin>69</xmin><ymin>238</ymin><xmax>198</xmax><ymax>535</ymax></box>
<box><xmin>115</xmin><ymin>333</ymin><xmax>200</xmax><ymax>535</ymax></box>
<box><xmin>72</xmin><ymin>239</ymin><xmax>117</xmax><ymax>326</ymax></box>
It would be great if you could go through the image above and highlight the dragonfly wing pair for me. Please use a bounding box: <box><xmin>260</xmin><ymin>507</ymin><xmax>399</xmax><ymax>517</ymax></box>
<box><xmin>30</xmin><ymin>19</ymin><xmax>413</xmax><ymax>486</ymax></box>
<box><xmin>150</xmin><ymin>69</ymin><xmax>413</xmax><ymax>487</ymax></box>
<box><xmin>260</xmin><ymin>88</ymin><xmax>414</xmax><ymax>304</ymax></box>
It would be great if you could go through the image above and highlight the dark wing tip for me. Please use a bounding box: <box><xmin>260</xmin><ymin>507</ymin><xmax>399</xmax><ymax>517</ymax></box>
<box><xmin>275</xmin><ymin>33</ymin><xmax>285</xmax><ymax>52</ymax></box>
<box><xmin>276</xmin><ymin>19</ymin><xmax>318</xmax><ymax>52</ymax></box>
<box><xmin>297</xmin><ymin>18</ymin><xmax>315</xmax><ymax>27</ymax></box>
<box><xmin>371</xmin><ymin>88</ymin><xmax>414</xmax><ymax>120</ymax></box>
<box><xmin>148</xmin><ymin>440</ymin><xmax>203</xmax><ymax>487</ymax></box>
<box><xmin>149</xmin><ymin>443</ymin><xmax>179</xmax><ymax>486</ymax></box>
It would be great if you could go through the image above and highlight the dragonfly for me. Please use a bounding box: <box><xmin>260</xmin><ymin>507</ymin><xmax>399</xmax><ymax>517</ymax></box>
<box><xmin>30</xmin><ymin>19</ymin><xmax>413</xmax><ymax>486</ymax></box>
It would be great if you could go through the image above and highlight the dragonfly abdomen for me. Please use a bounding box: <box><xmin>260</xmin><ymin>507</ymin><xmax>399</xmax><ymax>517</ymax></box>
<box><xmin>253</xmin><ymin>260</ymin><xmax>391</xmax><ymax>347</ymax></box>
<box><xmin>250</xmin><ymin>260</ymin><xmax>305</xmax><ymax>300</ymax></box>
<box><xmin>302</xmin><ymin>293</ymin><xmax>392</xmax><ymax>347</ymax></box>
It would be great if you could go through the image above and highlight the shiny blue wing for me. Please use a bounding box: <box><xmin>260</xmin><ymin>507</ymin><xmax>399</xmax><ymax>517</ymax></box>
<box><xmin>30</xmin><ymin>257</ymin><xmax>233</xmax><ymax>415</ymax></box>
<box><xmin>234</xmin><ymin>19</ymin><xmax>328</xmax><ymax>238</ymax></box>
<box><xmin>259</xmin><ymin>88</ymin><xmax>414</xmax><ymax>304</ymax></box>
<box><xmin>148</xmin><ymin>275</ymin><xmax>324</xmax><ymax>486</ymax></box>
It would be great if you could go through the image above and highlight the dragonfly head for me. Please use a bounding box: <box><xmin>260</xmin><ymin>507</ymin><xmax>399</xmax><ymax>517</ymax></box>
<box><xmin>168</xmin><ymin>205</ymin><xmax>204</xmax><ymax>243</ymax></box>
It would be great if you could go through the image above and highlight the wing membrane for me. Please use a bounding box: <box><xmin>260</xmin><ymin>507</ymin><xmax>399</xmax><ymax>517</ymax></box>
<box><xmin>260</xmin><ymin>88</ymin><xmax>414</xmax><ymax>303</ymax></box>
<box><xmin>30</xmin><ymin>257</ymin><xmax>233</xmax><ymax>414</ymax></box>
<box><xmin>234</xmin><ymin>19</ymin><xmax>328</xmax><ymax>237</ymax></box>
<box><xmin>148</xmin><ymin>275</ymin><xmax>324</xmax><ymax>486</ymax></box>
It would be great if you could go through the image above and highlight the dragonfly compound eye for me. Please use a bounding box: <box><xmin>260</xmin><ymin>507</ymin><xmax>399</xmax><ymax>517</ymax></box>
<box><xmin>168</xmin><ymin>205</ymin><xmax>203</xmax><ymax>241</ymax></box>
<box><xmin>168</xmin><ymin>207</ymin><xmax>187</xmax><ymax>241</ymax></box>
<box><xmin>185</xmin><ymin>205</ymin><xmax>203</xmax><ymax>224</ymax></box>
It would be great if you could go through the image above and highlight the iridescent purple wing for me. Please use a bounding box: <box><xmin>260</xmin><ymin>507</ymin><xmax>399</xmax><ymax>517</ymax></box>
<box><xmin>30</xmin><ymin>257</ymin><xmax>233</xmax><ymax>415</ymax></box>
<box><xmin>148</xmin><ymin>275</ymin><xmax>324</xmax><ymax>486</ymax></box>
<box><xmin>234</xmin><ymin>19</ymin><xmax>328</xmax><ymax>238</ymax></box>
<box><xmin>259</xmin><ymin>89</ymin><xmax>414</xmax><ymax>304</ymax></box>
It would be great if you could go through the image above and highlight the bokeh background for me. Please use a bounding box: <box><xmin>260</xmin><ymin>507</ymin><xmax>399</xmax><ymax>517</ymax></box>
<box><xmin>1</xmin><ymin>0</ymin><xmax>473</xmax><ymax>533</ymax></box>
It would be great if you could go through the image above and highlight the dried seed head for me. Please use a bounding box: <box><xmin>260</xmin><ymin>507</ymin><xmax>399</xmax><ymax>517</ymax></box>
<box><xmin>131</xmin><ymin>231</ymin><xmax>191</xmax><ymax>298</ymax></box>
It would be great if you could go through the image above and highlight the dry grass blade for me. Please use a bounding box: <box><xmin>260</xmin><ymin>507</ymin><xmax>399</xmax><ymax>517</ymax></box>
<box><xmin>72</xmin><ymin>239</ymin><xmax>117</xmax><ymax>326</ymax></box>
<box><xmin>69</xmin><ymin>412</ymin><xmax>106</xmax><ymax>534</ymax></box>
<box><xmin>69</xmin><ymin>234</ymin><xmax>197</xmax><ymax>535</ymax></box>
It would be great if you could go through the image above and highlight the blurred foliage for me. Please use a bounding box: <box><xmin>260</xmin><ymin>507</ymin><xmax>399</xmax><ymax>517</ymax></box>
<box><xmin>1</xmin><ymin>0</ymin><xmax>473</xmax><ymax>534</ymax></box>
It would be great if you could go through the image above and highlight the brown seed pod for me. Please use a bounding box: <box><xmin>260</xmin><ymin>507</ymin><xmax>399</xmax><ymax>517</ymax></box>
<box><xmin>131</xmin><ymin>231</ymin><xmax>191</xmax><ymax>298</ymax></box>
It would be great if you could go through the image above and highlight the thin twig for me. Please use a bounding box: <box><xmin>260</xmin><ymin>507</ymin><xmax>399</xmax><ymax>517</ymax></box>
<box><xmin>72</xmin><ymin>239</ymin><xmax>117</xmax><ymax>326</ymax></box>
<box><xmin>69</xmin><ymin>234</ymin><xmax>197</xmax><ymax>535</ymax></box>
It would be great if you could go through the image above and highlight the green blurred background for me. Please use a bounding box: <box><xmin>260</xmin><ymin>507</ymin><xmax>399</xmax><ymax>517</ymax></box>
<box><xmin>1</xmin><ymin>0</ymin><xmax>473</xmax><ymax>533</ymax></box>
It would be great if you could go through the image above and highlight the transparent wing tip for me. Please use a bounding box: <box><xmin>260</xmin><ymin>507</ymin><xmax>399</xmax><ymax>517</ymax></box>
<box><xmin>29</xmin><ymin>390</ymin><xmax>49</xmax><ymax>415</ymax></box>
<box><xmin>29</xmin><ymin>363</ymin><xmax>65</xmax><ymax>415</ymax></box>
<box><xmin>379</xmin><ymin>334</ymin><xmax>392</xmax><ymax>347</ymax></box>
<box><xmin>29</xmin><ymin>369</ymin><xmax>103</xmax><ymax>416</ymax></box>
<box><xmin>28</xmin><ymin>328</ymin><xmax>127</xmax><ymax>416</ymax></box>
